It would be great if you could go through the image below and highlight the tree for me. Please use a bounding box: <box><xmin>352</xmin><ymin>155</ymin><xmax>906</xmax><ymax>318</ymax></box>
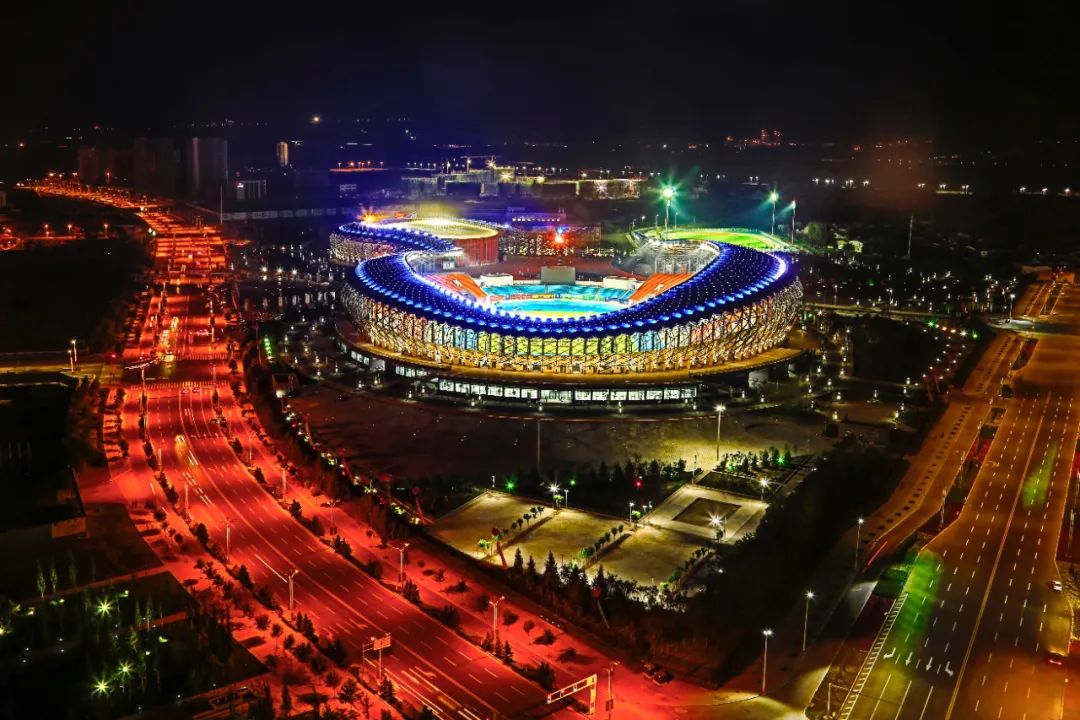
<box><xmin>502</xmin><ymin>641</ymin><xmax>513</xmax><ymax>663</ymax></box>
<box><xmin>290</xmin><ymin>500</ymin><xmax>303</xmax><ymax>519</ymax></box>
<box><xmin>67</xmin><ymin>551</ymin><xmax>78</xmax><ymax>589</ymax></box>
<box><xmin>803</xmin><ymin>221</ymin><xmax>830</xmax><ymax>246</ymax></box>
<box><xmin>338</xmin><ymin>678</ymin><xmax>359</xmax><ymax>704</ymax></box>
<box><xmin>511</xmin><ymin>548</ymin><xmax>525</xmax><ymax>576</ymax></box>
<box><xmin>281</xmin><ymin>683</ymin><xmax>292</xmax><ymax>714</ymax></box>
<box><xmin>378</xmin><ymin>676</ymin><xmax>396</xmax><ymax>703</ymax></box>
<box><xmin>48</xmin><ymin>560</ymin><xmax>59</xmax><ymax>594</ymax></box>
<box><xmin>535</xmin><ymin>661</ymin><xmax>556</xmax><ymax>690</ymax></box>
<box><xmin>194</xmin><ymin>522</ymin><xmax>210</xmax><ymax>545</ymax></box>
<box><xmin>35</xmin><ymin>560</ymin><xmax>46</xmax><ymax>598</ymax></box>
<box><xmin>237</xmin><ymin>565</ymin><xmax>252</xmax><ymax>589</ymax></box>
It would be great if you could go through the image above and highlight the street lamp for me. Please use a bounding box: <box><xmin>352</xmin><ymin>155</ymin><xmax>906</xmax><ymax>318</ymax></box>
<box><xmin>490</xmin><ymin>595</ymin><xmax>505</xmax><ymax>645</ymax></box>
<box><xmin>70</xmin><ymin>338</ymin><xmax>78</xmax><ymax>364</ymax></box>
<box><xmin>661</xmin><ymin>186</ymin><xmax>675</xmax><ymax>234</ymax></box>
<box><xmin>790</xmin><ymin>200</ymin><xmax>797</xmax><ymax>240</ymax></box>
<box><xmin>759</xmin><ymin>478</ymin><xmax>769</xmax><ymax>501</ymax></box>
<box><xmin>397</xmin><ymin>542</ymin><xmax>410</xmax><ymax>585</ymax></box>
<box><xmin>1008</xmin><ymin>292</ymin><xmax>1016</xmax><ymax>321</ymax></box>
<box><xmin>548</xmin><ymin>483</ymin><xmax>561</xmax><ymax>510</ymax></box>
<box><xmin>715</xmin><ymin>404</ymin><xmax>726</xmax><ymax>463</ymax></box>
<box><xmin>761</xmin><ymin>629</ymin><xmax>773</xmax><ymax>694</ymax></box>
<box><xmin>802</xmin><ymin>591</ymin><xmax>814</xmax><ymax>652</ymax></box>
<box><xmin>629</xmin><ymin>501</ymin><xmax>635</xmax><ymax>524</ymax></box>
<box><xmin>327</xmin><ymin>498</ymin><xmax>339</xmax><ymax>535</ymax></box>
<box><xmin>708</xmin><ymin>513</ymin><xmax>725</xmax><ymax>542</ymax></box>
<box><xmin>768</xmin><ymin>191</ymin><xmax>779</xmax><ymax>235</ymax></box>
<box><xmin>855</xmin><ymin>517</ymin><xmax>865</xmax><ymax>570</ymax></box>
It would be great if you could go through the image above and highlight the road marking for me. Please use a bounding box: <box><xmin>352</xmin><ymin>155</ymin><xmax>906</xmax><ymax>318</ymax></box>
<box><xmin>892</xmin><ymin>680</ymin><xmax>913</xmax><ymax>719</ymax></box>
<box><xmin>867</xmin><ymin>674</ymin><xmax>892</xmax><ymax>719</ymax></box>
<box><xmin>944</xmin><ymin>410</ymin><xmax>1046</xmax><ymax>720</ymax></box>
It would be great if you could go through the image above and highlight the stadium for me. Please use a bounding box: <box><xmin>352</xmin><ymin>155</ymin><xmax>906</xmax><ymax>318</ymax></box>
<box><xmin>336</xmin><ymin>222</ymin><xmax>804</xmax><ymax>405</ymax></box>
<box><xmin>330</xmin><ymin>217</ymin><xmax>502</xmax><ymax>266</ymax></box>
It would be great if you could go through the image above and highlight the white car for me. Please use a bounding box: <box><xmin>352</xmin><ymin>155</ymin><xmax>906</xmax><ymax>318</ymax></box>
<box><xmin>1051</xmin><ymin>579</ymin><xmax>1063</xmax><ymax>592</ymax></box>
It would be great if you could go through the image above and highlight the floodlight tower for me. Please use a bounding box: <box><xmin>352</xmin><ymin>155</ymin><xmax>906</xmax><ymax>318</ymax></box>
<box><xmin>662</xmin><ymin>186</ymin><xmax>675</xmax><ymax>234</ymax></box>
<box><xmin>769</xmin><ymin>191</ymin><xmax>779</xmax><ymax>235</ymax></box>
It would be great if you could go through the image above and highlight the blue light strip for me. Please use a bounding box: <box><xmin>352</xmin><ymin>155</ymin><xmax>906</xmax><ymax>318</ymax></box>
<box><xmin>346</xmin><ymin>238</ymin><xmax>796</xmax><ymax>339</ymax></box>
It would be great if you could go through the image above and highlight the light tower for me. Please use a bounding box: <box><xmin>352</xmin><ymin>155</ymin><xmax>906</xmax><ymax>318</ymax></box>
<box><xmin>662</xmin><ymin>186</ymin><xmax>675</xmax><ymax>234</ymax></box>
<box><xmin>769</xmin><ymin>191</ymin><xmax>779</xmax><ymax>236</ymax></box>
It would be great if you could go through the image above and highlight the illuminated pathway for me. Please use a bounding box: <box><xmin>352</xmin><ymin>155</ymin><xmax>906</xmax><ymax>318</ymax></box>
<box><xmin>844</xmin><ymin>280</ymin><xmax>1077</xmax><ymax>720</ymax></box>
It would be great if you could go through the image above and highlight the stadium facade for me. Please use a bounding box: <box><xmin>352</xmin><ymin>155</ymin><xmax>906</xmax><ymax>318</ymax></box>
<box><xmin>334</xmin><ymin>221</ymin><xmax>804</xmax><ymax>406</ymax></box>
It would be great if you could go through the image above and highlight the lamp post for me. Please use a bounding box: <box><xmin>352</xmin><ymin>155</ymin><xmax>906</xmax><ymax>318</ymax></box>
<box><xmin>715</xmin><ymin>404</ymin><xmax>726</xmax><ymax>463</ymax></box>
<box><xmin>759</xmin><ymin>478</ymin><xmax>769</xmax><ymax>501</ymax></box>
<box><xmin>327</xmin><ymin>498</ymin><xmax>339</xmax><ymax>535</ymax></box>
<box><xmin>67</xmin><ymin>348</ymin><xmax>74</xmax><ymax>373</ymax></box>
<box><xmin>70</xmin><ymin>338</ymin><xmax>78</xmax><ymax>364</ymax></box>
<box><xmin>287</xmin><ymin>569</ymin><xmax>298</xmax><ymax>614</ymax></box>
<box><xmin>761</xmin><ymin>629</ymin><xmax>773</xmax><ymax>694</ymax></box>
<box><xmin>662</xmin><ymin>187</ymin><xmax>675</xmax><ymax>234</ymax></box>
<box><xmin>397</xmin><ymin>542</ymin><xmax>409</xmax><ymax>585</ymax></box>
<box><xmin>605</xmin><ymin>663</ymin><xmax>619</xmax><ymax>720</ymax></box>
<box><xmin>790</xmin><ymin>199</ymin><xmax>797</xmax><ymax>240</ymax></box>
<box><xmin>629</xmin><ymin>501</ymin><xmax>635</xmax><ymax>524</ymax></box>
<box><xmin>855</xmin><ymin>517</ymin><xmax>865</xmax><ymax>570</ymax></box>
<box><xmin>490</xmin><ymin>595</ymin><xmax>505</xmax><ymax>645</ymax></box>
<box><xmin>548</xmin><ymin>483</ymin><xmax>561</xmax><ymax>510</ymax></box>
<box><xmin>769</xmin><ymin>191</ymin><xmax>779</xmax><ymax>235</ymax></box>
<box><xmin>803</xmin><ymin>591</ymin><xmax>814</xmax><ymax>652</ymax></box>
<box><xmin>281</xmin><ymin>467</ymin><xmax>287</xmax><ymax>498</ymax></box>
<box><xmin>225</xmin><ymin>518</ymin><xmax>232</xmax><ymax>558</ymax></box>
<box><xmin>1008</xmin><ymin>292</ymin><xmax>1016</xmax><ymax>321</ymax></box>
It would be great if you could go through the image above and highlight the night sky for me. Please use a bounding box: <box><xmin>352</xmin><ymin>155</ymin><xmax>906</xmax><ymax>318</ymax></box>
<box><xmin>4</xmin><ymin>1</ymin><xmax>1076</xmax><ymax>145</ymax></box>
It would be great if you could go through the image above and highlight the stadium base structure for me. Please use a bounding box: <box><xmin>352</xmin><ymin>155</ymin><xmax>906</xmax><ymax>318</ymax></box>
<box><xmin>333</xmin><ymin>221</ymin><xmax>805</xmax><ymax>406</ymax></box>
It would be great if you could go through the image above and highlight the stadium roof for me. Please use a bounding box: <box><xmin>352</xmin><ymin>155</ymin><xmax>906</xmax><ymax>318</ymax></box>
<box><xmin>347</xmin><ymin>239</ymin><xmax>796</xmax><ymax>339</ymax></box>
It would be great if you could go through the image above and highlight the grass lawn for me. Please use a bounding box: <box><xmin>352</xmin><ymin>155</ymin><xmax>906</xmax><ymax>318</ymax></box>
<box><xmin>641</xmin><ymin>228</ymin><xmax>788</xmax><ymax>251</ymax></box>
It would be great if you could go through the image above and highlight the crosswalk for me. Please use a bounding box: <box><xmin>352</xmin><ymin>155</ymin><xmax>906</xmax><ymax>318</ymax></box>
<box><xmin>145</xmin><ymin>380</ymin><xmax>215</xmax><ymax>390</ymax></box>
<box><xmin>839</xmin><ymin>592</ymin><xmax>908</xmax><ymax>719</ymax></box>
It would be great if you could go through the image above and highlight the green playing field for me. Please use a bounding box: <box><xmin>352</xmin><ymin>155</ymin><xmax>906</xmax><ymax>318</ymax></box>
<box><xmin>642</xmin><ymin>228</ymin><xmax>788</xmax><ymax>251</ymax></box>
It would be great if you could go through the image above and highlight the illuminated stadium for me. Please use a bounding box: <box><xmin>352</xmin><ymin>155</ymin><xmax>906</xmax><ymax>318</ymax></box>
<box><xmin>330</xmin><ymin>217</ymin><xmax>502</xmax><ymax>266</ymax></box>
<box><xmin>337</xmin><ymin>223</ymin><xmax>804</xmax><ymax>404</ymax></box>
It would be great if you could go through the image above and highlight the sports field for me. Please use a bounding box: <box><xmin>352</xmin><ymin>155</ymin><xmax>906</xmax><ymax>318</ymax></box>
<box><xmin>642</xmin><ymin>227</ymin><xmax>790</xmax><ymax>251</ymax></box>
<box><xmin>485</xmin><ymin>283</ymin><xmax>631</xmax><ymax>318</ymax></box>
<box><xmin>384</xmin><ymin>217</ymin><xmax>499</xmax><ymax>240</ymax></box>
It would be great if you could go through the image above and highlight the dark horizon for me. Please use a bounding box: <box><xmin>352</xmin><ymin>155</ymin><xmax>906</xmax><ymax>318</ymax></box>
<box><xmin>4</xmin><ymin>2</ymin><xmax>1077</xmax><ymax>148</ymax></box>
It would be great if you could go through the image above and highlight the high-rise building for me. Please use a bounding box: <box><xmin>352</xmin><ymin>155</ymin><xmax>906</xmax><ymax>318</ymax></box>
<box><xmin>77</xmin><ymin>146</ymin><xmax>131</xmax><ymax>185</ymax></box>
<box><xmin>132</xmin><ymin>137</ymin><xmax>178</xmax><ymax>197</ymax></box>
<box><xmin>185</xmin><ymin>137</ymin><xmax>228</xmax><ymax>199</ymax></box>
<box><xmin>276</xmin><ymin>141</ymin><xmax>289</xmax><ymax>167</ymax></box>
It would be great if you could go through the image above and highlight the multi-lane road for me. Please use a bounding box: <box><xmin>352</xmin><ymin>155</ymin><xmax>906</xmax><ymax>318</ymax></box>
<box><xmin>844</xmin><ymin>281</ymin><xmax>1078</xmax><ymax>720</ymax></box>
<box><xmin>116</xmin><ymin>210</ymin><xmax>561</xmax><ymax>720</ymax></box>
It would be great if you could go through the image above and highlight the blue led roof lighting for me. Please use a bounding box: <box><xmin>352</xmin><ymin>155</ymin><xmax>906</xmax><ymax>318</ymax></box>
<box><xmin>347</xmin><ymin>241</ymin><xmax>796</xmax><ymax>339</ymax></box>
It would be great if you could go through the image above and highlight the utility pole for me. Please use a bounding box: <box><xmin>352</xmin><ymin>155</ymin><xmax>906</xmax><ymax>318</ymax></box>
<box><xmin>287</xmin><ymin>569</ymin><xmax>298</xmax><ymax>614</ymax></box>
<box><xmin>490</xmin><ymin>595</ymin><xmax>505</xmax><ymax>645</ymax></box>
<box><xmin>605</xmin><ymin>663</ymin><xmax>618</xmax><ymax>720</ymax></box>
<box><xmin>281</xmin><ymin>467</ymin><xmax>287</xmax><ymax>498</ymax></box>
<box><xmin>907</xmin><ymin>215</ymin><xmax>914</xmax><ymax>260</ymax></box>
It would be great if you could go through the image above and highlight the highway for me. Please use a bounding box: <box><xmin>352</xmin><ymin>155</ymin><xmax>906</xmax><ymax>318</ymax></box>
<box><xmin>115</xmin><ymin>210</ymin><xmax>562</xmax><ymax>720</ymax></box>
<box><xmin>843</xmin><ymin>280</ymin><xmax>1078</xmax><ymax>720</ymax></box>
